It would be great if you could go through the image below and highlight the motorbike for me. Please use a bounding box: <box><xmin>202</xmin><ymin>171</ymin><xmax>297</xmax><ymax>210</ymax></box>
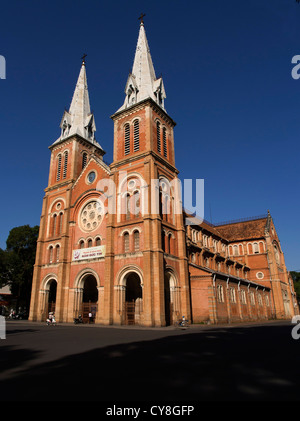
<box><xmin>74</xmin><ymin>315</ymin><xmax>83</xmax><ymax>324</ymax></box>
<box><xmin>46</xmin><ymin>313</ymin><xmax>56</xmax><ymax>326</ymax></box>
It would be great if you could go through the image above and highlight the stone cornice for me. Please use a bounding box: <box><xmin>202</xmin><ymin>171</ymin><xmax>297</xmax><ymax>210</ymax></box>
<box><xmin>110</xmin><ymin>97</ymin><xmax>176</xmax><ymax>127</ymax></box>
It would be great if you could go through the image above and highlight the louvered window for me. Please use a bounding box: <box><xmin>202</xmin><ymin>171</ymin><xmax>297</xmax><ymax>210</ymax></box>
<box><xmin>63</xmin><ymin>151</ymin><xmax>68</xmax><ymax>179</ymax></box>
<box><xmin>124</xmin><ymin>124</ymin><xmax>130</xmax><ymax>155</ymax></box>
<box><xmin>82</xmin><ymin>152</ymin><xmax>88</xmax><ymax>169</ymax></box>
<box><xmin>56</xmin><ymin>155</ymin><xmax>62</xmax><ymax>181</ymax></box>
<box><xmin>133</xmin><ymin>120</ymin><xmax>140</xmax><ymax>151</ymax></box>
<box><xmin>157</xmin><ymin>121</ymin><xmax>161</xmax><ymax>153</ymax></box>
<box><xmin>163</xmin><ymin>127</ymin><xmax>167</xmax><ymax>157</ymax></box>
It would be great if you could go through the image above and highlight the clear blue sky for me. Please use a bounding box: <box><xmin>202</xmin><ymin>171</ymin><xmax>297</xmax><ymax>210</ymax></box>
<box><xmin>0</xmin><ymin>0</ymin><xmax>299</xmax><ymax>271</ymax></box>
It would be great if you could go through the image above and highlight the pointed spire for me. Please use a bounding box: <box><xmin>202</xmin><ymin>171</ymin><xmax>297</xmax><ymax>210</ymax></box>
<box><xmin>117</xmin><ymin>19</ymin><xmax>166</xmax><ymax>112</ymax></box>
<box><xmin>68</xmin><ymin>59</ymin><xmax>92</xmax><ymax>137</ymax></box>
<box><xmin>52</xmin><ymin>58</ymin><xmax>103</xmax><ymax>150</ymax></box>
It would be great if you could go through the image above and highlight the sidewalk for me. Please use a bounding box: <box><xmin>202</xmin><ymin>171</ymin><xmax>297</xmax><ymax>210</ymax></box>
<box><xmin>5</xmin><ymin>317</ymin><xmax>291</xmax><ymax>331</ymax></box>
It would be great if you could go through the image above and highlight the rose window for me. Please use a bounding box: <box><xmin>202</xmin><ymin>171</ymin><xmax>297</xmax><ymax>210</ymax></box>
<box><xmin>80</xmin><ymin>201</ymin><xmax>103</xmax><ymax>232</ymax></box>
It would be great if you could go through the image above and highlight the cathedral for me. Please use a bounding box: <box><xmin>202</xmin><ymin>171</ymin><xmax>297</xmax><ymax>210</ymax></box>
<box><xmin>29</xmin><ymin>20</ymin><xmax>298</xmax><ymax>326</ymax></box>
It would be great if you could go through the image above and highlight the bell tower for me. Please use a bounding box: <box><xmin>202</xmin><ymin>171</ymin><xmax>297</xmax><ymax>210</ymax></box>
<box><xmin>103</xmin><ymin>19</ymin><xmax>191</xmax><ymax>326</ymax></box>
<box><xmin>29</xmin><ymin>58</ymin><xmax>106</xmax><ymax>322</ymax></box>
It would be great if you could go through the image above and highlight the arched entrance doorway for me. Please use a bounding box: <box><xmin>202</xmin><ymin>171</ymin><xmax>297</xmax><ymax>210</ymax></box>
<box><xmin>125</xmin><ymin>272</ymin><xmax>142</xmax><ymax>325</ymax></box>
<box><xmin>164</xmin><ymin>271</ymin><xmax>180</xmax><ymax>326</ymax></box>
<box><xmin>82</xmin><ymin>275</ymin><xmax>98</xmax><ymax>323</ymax></box>
<box><xmin>48</xmin><ymin>279</ymin><xmax>57</xmax><ymax>315</ymax></box>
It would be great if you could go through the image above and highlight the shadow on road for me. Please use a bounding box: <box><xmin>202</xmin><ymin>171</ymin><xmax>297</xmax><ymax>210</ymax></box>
<box><xmin>0</xmin><ymin>323</ymin><xmax>299</xmax><ymax>402</ymax></box>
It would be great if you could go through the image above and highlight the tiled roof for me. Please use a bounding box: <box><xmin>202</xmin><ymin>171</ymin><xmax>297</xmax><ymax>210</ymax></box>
<box><xmin>215</xmin><ymin>218</ymin><xmax>268</xmax><ymax>241</ymax></box>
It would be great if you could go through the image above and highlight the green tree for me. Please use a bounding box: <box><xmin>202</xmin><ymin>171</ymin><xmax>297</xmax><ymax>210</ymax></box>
<box><xmin>290</xmin><ymin>271</ymin><xmax>300</xmax><ymax>300</ymax></box>
<box><xmin>0</xmin><ymin>225</ymin><xmax>39</xmax><ymax>311</ymax></box>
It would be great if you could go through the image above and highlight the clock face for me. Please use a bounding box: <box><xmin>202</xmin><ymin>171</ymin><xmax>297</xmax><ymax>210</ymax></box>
<box><xmin>88</xmin><ymin>171</ymin><xmax>96</xmax><ymax>183</ymax></box>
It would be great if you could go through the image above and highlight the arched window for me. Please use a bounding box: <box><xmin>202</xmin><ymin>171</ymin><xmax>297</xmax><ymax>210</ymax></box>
<box><xmin>134</xmin><ymin>230</ymin><xmax>140</xmax><ymax>251</ymax></box>
<box><xmin>133</xmin><ymin>190</ymin><xmax>140</xmax><ymax>218</ymax></box>
<box><xmin>56</xmin><ymin>154</ymin><xmax>62</xmax><ymax>181</ymax></box>
<box><xmin>55</xmin><ymin>245</ymin><xmax>60</xmax><ymax>262</ymax></box>
<box><xmin>63</xmin><ymin>151</ymin><xmax>68</xmax><ymax>179</ymax></box>
<box><xmin>274</xmin><ymin>244</ymin><xmax>280</xmax><ymax>264</ymax></box>
<box><xmin>79</xmin><ymin>240</ymin><xmax>85</xmax><ymax>249</ymax></box>
<box><xmin>253</xmin><ymin>242</ymin><xmax>259</xmax><ymax>254</ymax></box>
<box><xmin>168</xmin><ymin>233</ymin><xmax>173</xmax><ymax>254</ymax></box>
<box><xmin>156</xmin><ymin>121</ymin><xmax>161</xmax><ymax>153</ymax></box>
<box><xmin>52</xmin><ymin>214</ymin><xmax>57</xmax><ymax>237</ymax></box>
<box><xmin>95</xmin><ymin>237</ymin><xmax>101</xmax><ymax>246</ymax></box>
<box><xmin>124</xmin><ymin>232</ymin><xmax>130</xmax><ymax>253</ymax></box>
<box><xmin>241</xmin><ymin>290</ymin><xmax>247</xmax><ymax>304</ymax></box>
<box><xmin>133</xmin><ymin>120</ymin><xmax>139</xmax><ymax>152</ymax></box>
<box><xmin>233</xmin><ymin>245</ymin><xmax>238</xmax><ymax>256</ymax></box>
<box><xmin>87</xmin><ymin>239</ymin><xmax>93</xmax><ymax>248</ymax></box>
<box><xmin>82</xmin><ymin>152</ymin><xmax>88</xmax><ymax>169</ymax></box>
<box><xmin>125</xmin><ymin>194</ymin><xmax>131</xmax><ymax>220</ymax></box>
<box><xmin>124</xmin><ymin>124</ymin><xmax>130</xmax><ymax>155</ymax></box>
<box><xmin>58</xmin><ymin>212</ymin><xmax>63</xmax><ymax>235</ymax></box>
<box><xmin>217</xmin><ymin>285</ymin><xmax>224</xmax><ymax>302</ymax></box>
<box><xmin>163</xmin><ymin>127</ymin><xmax>167</xmax><ymax>158</ymax></box>
<box><xmin>49</xmin><ymin>246</ymin><xmax>53</xmax><ymax>264</ymax></box>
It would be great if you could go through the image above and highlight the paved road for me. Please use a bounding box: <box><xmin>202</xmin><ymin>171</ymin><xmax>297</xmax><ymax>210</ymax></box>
<box><xmin>1</xmin><ymin>320</ymin><xmax>299</xmax><ymax>402</ymax></box>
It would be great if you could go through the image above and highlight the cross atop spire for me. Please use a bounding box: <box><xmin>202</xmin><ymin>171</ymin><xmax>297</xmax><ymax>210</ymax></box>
<box><xmin>116</xmin><ymin>19</ymin><xmax>166</xmax><ymax>112</ymax></box>
<box><xmin>138</xmin><ymin>13</ymin><xmax>146</xmax><ymax>25</ymax></box>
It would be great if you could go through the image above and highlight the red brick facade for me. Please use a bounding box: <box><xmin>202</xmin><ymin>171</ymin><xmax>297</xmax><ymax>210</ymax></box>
<box><xmin>29</xmin><ymin>25</ymin><xmax>298</xmax><ymax>327</ymax></box>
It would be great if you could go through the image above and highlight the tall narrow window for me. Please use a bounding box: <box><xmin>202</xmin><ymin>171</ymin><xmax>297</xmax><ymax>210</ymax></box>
<box><xmin>52</xmin><ymin>214</ymin><xmax>57</xmax><ymax>237</ymax></box>
<box><xmin>49</xmin><ymin>246</ymin><xmax>53</xmax><ymax>264</ymax></box>
<box><xmin>56</xmin><ymin>245</ymin><xmax>60</xmax><ymax>262</ymax></box>
<box><xmin>124</xmin><ymin>232</ymin><xmax>129</xmax><ymax>253</ymax></box>
<box><xmin>133</xmin><ymin>120</ymin><xmax>140</xmax><ymax>152</ymax></box>
<box><xmin>133</xmin><ymin>190</ymin><xmax>140</xmax><ymax>217</ymax></box>
<box><xmin>157</xmin><ymin>121</ymin><xmax>161</xmax><ymax>153</ymax></box>
<box><xmin>58</xmin><ymin>212</ymin><xmax>63</xmax><ymax>235</ymax></box>
<box><xmin>96</xmin><ymin>237</ymin><xmax>101</xmax><ymax>246</ymax></box>
<box><xmin>87</xmin><ymin>239</ymin><xmax>93</xmax><ymax>248</ymax></box>
<box><xmin>82</xmin><ymin>152</ymin><xmax>88</xmax><ymax>169</ymax></box>
<box><xmin>163</xmin><ymin>127</ymin><xmax>167</xmax><ymax>157</ymax></box>
<box><xmin>56</xmin><ymin>154</ymin><xmax>62</xmax><ymax>181</ymax></box>
<box><xmin>124</xmin><ymin>124</ymin><xmax>130</xmax><ymax>155</ymax></box>
<box><xmin>63</xmin><ymin>151</ymin><xmax>68</xmax><ymax>179</ymax></box>
<box><xmin>168</xmin><ymin>234</ymin><xmax>172</xmax><ymax>254</ymax></box>
<box><xmin>134</xmin><ymin>231</ymin><xmax>140</xmax><ymax>251</ymax></box>
<box><xmin>125</xmin><ymin>194</ymin><xmax>131</xmax><ymax>220</ymax></box>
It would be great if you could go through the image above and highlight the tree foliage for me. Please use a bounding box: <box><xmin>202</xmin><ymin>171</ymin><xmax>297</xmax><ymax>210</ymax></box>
<box><xmin>290</xmin><ymin>271</ymin><xmax>300</xmax><ymax>299</ymax></box>
<box><xmin>0</xmin><ymin>225</ymin><xmax>39</xmax><ymax>309</ymax></box>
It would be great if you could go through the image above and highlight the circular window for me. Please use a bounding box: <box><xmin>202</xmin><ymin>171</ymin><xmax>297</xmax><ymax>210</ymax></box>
<box><xmin>256</xmin><ymin>272</ymin><xmax>264</xmax><ymax>280</ymax></box>
<box><xmin>87</xmin><ymin>171</ymin><xmax>96</xmax><ymax>184</ymax></box>
<box><xmin>128</xmin><ymin>179</ymin><xmax>136</xmax><ymax>190</ymax></box>
<box><xmin>79</xmin><ymin>201</ymin><xmax>103</xmax><ymax>232</ymax></box>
